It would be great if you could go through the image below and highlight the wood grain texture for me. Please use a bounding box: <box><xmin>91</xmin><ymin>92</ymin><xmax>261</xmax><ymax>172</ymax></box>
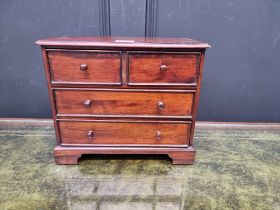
<box><xmin>128</xmin><ymin>52</ymin><xmax>200</xmax><ymax>86</ymax></box>
<box><xmin>54</xmin><ymin>89</ymin><xmax>194</xmax><ymax>117</ymax></box>
<box><xmin>41</xmin><ymin>48</ymin><xmax>61</xmax><ymax>145</ymax></box>
<box><xmin>54</xmin><ymin>146</ymin><xmax>195</xmax><ymax>165</ymax></box>
<box><xmin>189</xmin><ymin>51</ymin><xmax>205</xmax><ymax>145</ymax></box>
<box><xmin>47</xmin><ymin>50</ymin><xmax>121</xmax><ymax>85</ymax></box>
<box><xmin>59</xmin><ymin>121</ymin><xmax>191</xmax><ymax>145</ymax></box>
<box><xmin>36</xmin><ymin>36</ymin><xmax>210</xmax><ymax>49</ymax></box>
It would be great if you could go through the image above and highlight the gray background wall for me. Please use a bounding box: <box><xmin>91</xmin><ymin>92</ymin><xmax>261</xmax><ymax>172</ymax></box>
<box><xmin>0</xmin><ymin>0</ymin><xmax>280</xmax><ymax>122</ymax></box>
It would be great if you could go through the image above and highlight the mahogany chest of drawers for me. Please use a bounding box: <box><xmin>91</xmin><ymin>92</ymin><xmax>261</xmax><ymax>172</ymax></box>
<box><xmin>36</xmin><ymin>36</ymin><xmax>210</xmax><ymax>165</ymax></box>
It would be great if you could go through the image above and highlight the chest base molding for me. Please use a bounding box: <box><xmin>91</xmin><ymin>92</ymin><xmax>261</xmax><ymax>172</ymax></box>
<box><xmin>54</xmin><ymin>146</ymin><xmax>196</xmax><ymax>165</ymax></box>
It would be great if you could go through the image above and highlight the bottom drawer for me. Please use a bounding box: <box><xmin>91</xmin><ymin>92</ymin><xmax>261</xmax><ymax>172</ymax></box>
<box><xmin>59</xmin><ymin>121</ymin><xmax>191</xmax><ymax>146</ymax></box>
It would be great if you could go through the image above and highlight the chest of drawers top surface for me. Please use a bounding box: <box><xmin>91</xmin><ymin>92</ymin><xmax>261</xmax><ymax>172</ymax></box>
<box><xmin>36</xmin><ymin>36</ymin><xmax>210</xmax><ymax>49</ymax></box>
<box><xmin>36</xmin><ymin>36</ymin><xmax>209</xmax><ymax>165</ymax></box>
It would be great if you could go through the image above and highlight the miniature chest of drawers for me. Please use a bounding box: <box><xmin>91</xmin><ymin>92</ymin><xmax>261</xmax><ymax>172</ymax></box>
<box><xmin>36</xmin><ymin>36</ymin><xmax>210</xmax><ymax>165</ymax></box>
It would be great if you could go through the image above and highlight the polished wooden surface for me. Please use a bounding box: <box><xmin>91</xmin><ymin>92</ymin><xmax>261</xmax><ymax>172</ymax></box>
<box><xmin>59</xmin><ymin>121</ymin><xmax>191</xmax><ymax>145</ymax></box>
<box><xmin>36</xmin><ymin>36</ymin><xmax>209</xmax><ymax>165</ymax></box>
<box><xmin>54</xmin><ymin>146</ymin><xmax>196</xmax><ymax>165</ymax></box>
<box><xmin>36</xmin><ymin>36</ymin><xmax>210</xmax><ymax>49</ymax></box>
<box><xmin>55</xmin><ymin>89</ymin><xmax>194</xmax><ymax>117</ymax></box>
<box><xmin>47</xmin><ymin>50</ymin><xmax>121</xmax><ymax>84</ymax></box>
<box><xmin>128</xmin><ymin>52</ymin><xmax>199</xmax><ymax>85</ymax></box>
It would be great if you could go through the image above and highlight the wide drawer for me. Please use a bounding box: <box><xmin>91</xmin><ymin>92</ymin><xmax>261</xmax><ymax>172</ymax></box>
<box><xmin>54</xmin><ymin>89</ymin><xmax>194</xmax><ymax>118</ymax></box>
<box><xmin>47</xmin><ymin>50</ymin><xmax>121</xmax><ymax>85</ymax></box>
<box><xmin>128</xmin><ymin>52</ymin><xmax>200</xmax><ymax>86</ymax></box>
<box><xmin>59</xmin><ymin>121</ymin><xmax>191</xmax><ymax>145</ymax></box>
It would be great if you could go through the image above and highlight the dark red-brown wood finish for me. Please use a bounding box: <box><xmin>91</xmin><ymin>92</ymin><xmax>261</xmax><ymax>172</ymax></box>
<box><xmin>36</xmin><ymin>36</ymin><xmax>210</xmax><ymax>165</ymax></box>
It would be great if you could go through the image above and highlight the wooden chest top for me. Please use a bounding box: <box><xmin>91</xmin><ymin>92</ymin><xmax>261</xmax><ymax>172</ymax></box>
<box><xmin>36</xmin><ymin>36</ymin><xmax>210</xmax><ymax>49</ymax></box>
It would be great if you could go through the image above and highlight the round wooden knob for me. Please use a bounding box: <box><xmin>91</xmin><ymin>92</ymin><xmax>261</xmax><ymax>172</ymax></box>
<box><xmin>86</xmin><ymin>130</ymin><xmax>95</xmax><ymax>139</ymax></box>
<box><xmin>156</xmin><ymin>131</ymin><xmax>161</xmax><ymax>140</ymax></box>
<box><xmin>158</xmin><ymin>101</ymin><xmax>165</xmax><ymax>110</ymax></box>
<box><xmin>160</xmin><ymin>64</ymin><xmax>167</xmax><ymax>72</ymax></box>
<box><xmin>80</xmin><ymin>64</ymin><xmax>88</xmax><ymax>71</ymax></box>
<box><xmin>83</xmin><ymin>99</ymin><xmax>92</xmax><ymax>107</ymax></box>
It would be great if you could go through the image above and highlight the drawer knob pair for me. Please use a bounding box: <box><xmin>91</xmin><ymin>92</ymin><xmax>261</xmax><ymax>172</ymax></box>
<box><xmin>80</xmin><ymin>64</ymin><xmax>88</xmax><ymax>71</ymax></box>
<box><xmin>81</xmin><ymin>63</ymin><xmax>166</xmax><ymax>72</ymax></box>
<box><xmin>160</xmin><ymin>64</ymin><xmax>167</xmax><ymax>72</ymax></box>
<box><xmin>86</xmin><ymin>130</ymin><xmax>95</xmax><ymax>139</ymax></box>
<box><xmin>83</xmin><ymin>99</ymin><xmax>92</xmax><ymax>107</ymax></box>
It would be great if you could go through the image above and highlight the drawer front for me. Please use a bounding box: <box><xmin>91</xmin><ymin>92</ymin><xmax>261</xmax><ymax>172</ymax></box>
<box><xmin>128</xmin><ymin>52</ymin><xmax>200</xmax><ymax>86</ymax></box>
<box><xmin>59</xmin><ymin>121</ymin><xmax>191</xmax><ymax>145</ymax></box>
<box><xmin>47</xmin><ymin>50</ymin><xmax>121</xmax><ymax>85</ymax></box>
<box><xmin>55</xmin><ymin>89</ymin><xmax>194</xmax><ymax>118</ymax></box>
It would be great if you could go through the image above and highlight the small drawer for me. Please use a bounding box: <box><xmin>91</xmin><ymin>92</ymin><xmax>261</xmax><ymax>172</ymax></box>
<box><xmin>54</xmin><ymin>89</ymin><xmax>194</xmax><ymax>119</ymax></box>
<box><xmin>59</xmin><ymin>121</ymin><xmax>191</xmax><ymax>146</ymax></box>
<box><xmin>47</xmin><ymin>50</ymin><xmax>121</xmax><ymax>85</ymax></box>
<box><xmin>128</xmin><ymin>52</ymin><xmax>200</xmax><ymax>86</ymax></box>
